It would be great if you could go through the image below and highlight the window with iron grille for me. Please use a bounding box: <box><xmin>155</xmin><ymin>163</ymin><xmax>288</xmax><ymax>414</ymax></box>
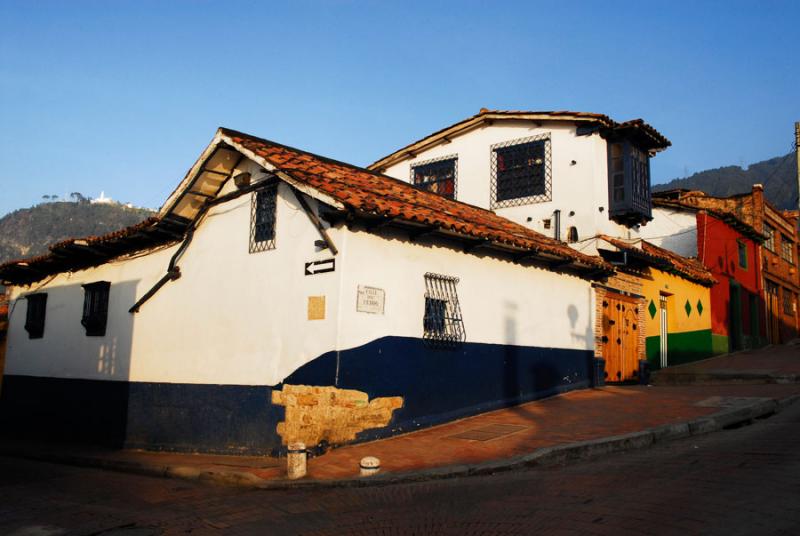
<box><xmin>250</xmin><ymin>182</ymin><xmax>278</xmax><ymax>253</ymax></box>
<box><xmin>783</xmin><ymin>289</ymin><xmax>795</xmax><ymax>316</ymax></box>
<box><xmin>423</xmin><ymin>273</ymin><xmax>465</xmax><ymax>344</ymax></box>
<box><xmin>82</xmin><ymin>281</ymin><xmax>110</xmax><ymax>337</ymax></box>
<box><xmin>764</xmin><ymin>224</ymin><xmax>775</xmax><ymax>252</ymax></box>
<box><xmin>737</xmin><ymin>240</ymin><xmax>748</xmax><ymax>269</ymax></box>
<box><xmin>411</xmin><ymin>155</ymin><xmax>457</xmax><ymax>199</ymax></box>
<box><xmin>780</xmin><ymin>234</ymin><xmax>794</xmax><ymax>264</ymax></box>
<box><xmin>490</xmin><ymin>135</ymin><xmax>551</xmax><ymax>208</ymax></box>
<box><xmin>24</xmin><ymin>293</ymin><xmax>47</xmax><ymax>339</ymax></box>
<box><xmin>607</xmin><ymin>141</ymin><xmax>652</xmax><ymax>224</ymax></box>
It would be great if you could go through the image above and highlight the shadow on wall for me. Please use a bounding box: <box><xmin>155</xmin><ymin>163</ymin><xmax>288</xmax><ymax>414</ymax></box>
<box><xmin>501</xmin><ymin>295</ymin><xmax>591</xmax><ymax>422</ymax></box>
<box><xmin>658</xmin><ymin>232</ymin><xmax>696</xmax><ymax>257</ymax></box>
<box><xmin>0</xmin><ymin>280</ymin><xmax>139</xmax><ymax>447</ymax></box>
<box><xmin>569</xmin><ymin>288</ymin><xmax>594</xmax><ymax>348</ymax></box>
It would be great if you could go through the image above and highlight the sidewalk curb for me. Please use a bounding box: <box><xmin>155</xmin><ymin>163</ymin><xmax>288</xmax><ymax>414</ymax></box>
<box><xmin>2</xmin><ymin>395</ymin><xmax>797</xmax><ymax>490</ymax></box>
<box><xmin>652</xmin><ymin>371</ymin><xmax>800</xmax><ymax>386</ymax></box>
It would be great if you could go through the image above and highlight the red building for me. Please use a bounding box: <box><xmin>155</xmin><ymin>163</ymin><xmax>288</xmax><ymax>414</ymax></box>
<box><xmin>696</xmin><ymin>211</ymin><xmax>765</xmax><ymax>352</ymax></box>
<box><xmin>650</xmin><ymin>191</ymin><xmax>766</xmax><ymax>353</ymax></box>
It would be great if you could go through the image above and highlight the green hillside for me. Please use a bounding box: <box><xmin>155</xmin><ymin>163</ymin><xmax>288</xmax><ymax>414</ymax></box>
<box><xmin>0</xmin><ymin>201</ymin><xmax>154</xmax><ymax>269</ymax></box>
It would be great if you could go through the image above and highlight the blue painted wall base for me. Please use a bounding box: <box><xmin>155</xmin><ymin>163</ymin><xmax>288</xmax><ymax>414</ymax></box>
<box><xmin>0</xmin><ymin>337</ymin><xmax>593</xmax><ymax>455</ymax></box>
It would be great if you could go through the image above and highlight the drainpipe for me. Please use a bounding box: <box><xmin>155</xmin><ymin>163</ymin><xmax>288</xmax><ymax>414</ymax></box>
<box><xmin>554</xmin><ymin>210</ymin><xmax>561</xmax><ymax>242</ymax></box>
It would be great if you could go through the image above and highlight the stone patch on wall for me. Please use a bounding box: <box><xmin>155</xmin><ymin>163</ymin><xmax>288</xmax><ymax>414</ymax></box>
<box><xmin>272</xmin><ymin>384</ymin><xmax>403</xmax><ymax>448</ymax></box>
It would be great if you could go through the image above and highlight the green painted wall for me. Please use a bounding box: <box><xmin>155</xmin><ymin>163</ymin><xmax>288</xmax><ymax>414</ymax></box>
<box><xmin>646</xmin><ymin>329</ymin><xmax>714</xmax><ymax>369</ymax></box>
<box><xmin>711</xmin><ymin>334</ymin><xmax>729</xmax><ymax>356</ymax></box>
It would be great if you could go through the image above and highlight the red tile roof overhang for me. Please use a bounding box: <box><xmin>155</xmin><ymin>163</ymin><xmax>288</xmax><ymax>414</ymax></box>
<box><xmin>597</xmin><ymin>235</ymin><xmax>716</xmax><ymax>286</ymax></box>
<box><xmin>651</xmin><ymin>196</ymin><xmax>766</xmax><ymax>242</ymax></box>
<box><xmin>1</xmin><ymin>128</ymin><xmax>613</xmax><ymax>286</ymax></box>
<box><xmin>0</xmin><ymin>216</ymin><xmax>190</xmax><ymax>286</ymax></box>
<box><xmin>218</xmin><ymin>128</ymin><xmax>612</xmax><ymax>278</ymax></box>
<box><xmin>368</xmin><ymin>109</ymin><xmax>671</xmax><ymax>172</ymax></box>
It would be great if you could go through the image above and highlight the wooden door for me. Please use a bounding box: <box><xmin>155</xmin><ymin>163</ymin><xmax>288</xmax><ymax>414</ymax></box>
<box><xmin>602</xmin><ymin>293</ymin><xmax>640</xmax><ymax>382</ymax></box>
<box><xmin>766</xmin><ymin>282</ymin><xmax>781</xmax><ymax>344</ymax></box>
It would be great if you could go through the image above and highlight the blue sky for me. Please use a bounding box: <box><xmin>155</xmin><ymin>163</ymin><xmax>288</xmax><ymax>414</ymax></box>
<box><xmin>1</xmin><ymin>1</ymin><xmax>798</xmax><ymax>216</ymax></box>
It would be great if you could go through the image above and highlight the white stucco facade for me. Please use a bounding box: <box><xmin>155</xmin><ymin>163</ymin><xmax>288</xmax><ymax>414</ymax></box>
<box><xmin>5</xmin><ymin>156</ymin><xmax>595</xmax><ymax>389</ymax></box>
<box><xmin>639</xmin><ymin>207</ymin><xmax>698</xmax><ymax>258</ymax></box>
<box><xmin>381</xmin><ymin>121</ymin><xmax>649</xmax><ymax>254</ymax></box>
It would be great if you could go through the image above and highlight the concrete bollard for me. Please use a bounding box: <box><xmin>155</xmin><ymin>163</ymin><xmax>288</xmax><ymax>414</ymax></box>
<box><xmin>360</xmin><ymin>456</ymin><xmax>380</xmax><ymax>477</ymax></box>
<box><xmin>287</xmin><ymin>442</ymin><xmax>307</xmax><ymax>480</ymax></box>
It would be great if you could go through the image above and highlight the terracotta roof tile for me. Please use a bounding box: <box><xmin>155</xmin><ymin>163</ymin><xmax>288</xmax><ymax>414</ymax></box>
<box><xmin>1</xmin><ymin>128</ymin><xmax>613</xmax><ymax>285</ymax></box>
<box><xmin>222</xmin><ymin>128</ymin><xmax>608</xmax><ymax>272</ymax></box>
<box><xmin>597</xmin><ymin>235</ymin><xmax>716</xmax><ymax>286</ymax></box>
<box><xmin>0</xmin><ymin>217</ymin><xmax>187</xmax><ymax>285</ymax></box>
<box><xmin>369</xmin><ymin>109</ymin><xmax>670</xmax><ymax>171</ymax></box>
<box><xmin>652</xmin><ymin>191</ymin><xmax>765</xmax><ymax>241</ymax></box>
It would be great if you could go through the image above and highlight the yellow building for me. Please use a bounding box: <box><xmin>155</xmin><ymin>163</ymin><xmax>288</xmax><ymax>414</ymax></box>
<box><xmin>641</xmin><ymin>267</ymin><xmax>713</xmax><ymax>368</ymax></box>
<box><xmin>597</xmin><ymin>236</ymin><xmax>716</xmax><ymax>372</ymax></box>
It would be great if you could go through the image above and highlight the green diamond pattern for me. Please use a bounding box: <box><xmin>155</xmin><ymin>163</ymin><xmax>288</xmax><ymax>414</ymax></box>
<box><xmin>648</xmin><ymin>300</ymin><xmax>657</xmax><ymax>319</ymax></box>
<box><xmin>684</xmin><ymin>299</ymin><xmax>692</xmax><ymax>317</ymax></box>
<box><xmin>696</xmin><ymin>300</ymin><xmax>704</xmax><ymax>316</ymax></box>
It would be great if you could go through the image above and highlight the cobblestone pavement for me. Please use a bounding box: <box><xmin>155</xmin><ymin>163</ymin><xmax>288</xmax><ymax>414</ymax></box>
<box><xmin>2</xmin><ymin>401</ymin><xmax>800</xmax><ymax>536</ymax></box>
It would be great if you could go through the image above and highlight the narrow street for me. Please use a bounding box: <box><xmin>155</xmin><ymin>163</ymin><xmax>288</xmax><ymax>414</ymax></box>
<box><xmin>2</xmin><ymin>396</ymin><xmax>799</xmax><ymax>536</ymax></box>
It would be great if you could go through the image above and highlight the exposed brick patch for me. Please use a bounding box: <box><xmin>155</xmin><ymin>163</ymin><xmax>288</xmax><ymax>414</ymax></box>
<box><xmin>272</xmin><ymin>385</ymin><xmax>403</xmax><ymax>448</ymax></box>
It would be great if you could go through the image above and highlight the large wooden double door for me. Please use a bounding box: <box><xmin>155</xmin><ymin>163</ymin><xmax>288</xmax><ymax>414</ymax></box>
<box><xmin>602</xmin><ymin>293</ymin><xmax>640</xmax><ymax>382</ymax></box>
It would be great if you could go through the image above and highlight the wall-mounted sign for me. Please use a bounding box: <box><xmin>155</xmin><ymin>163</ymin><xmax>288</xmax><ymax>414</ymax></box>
<box><xmin>357</xmin><ymin>285</ymin><xmax>385</xmax><ymax>314</ymax></box>
<box><xmin>305</xmin><ymin>258</ymin><xmax>335</xmax><ymax>276</ymax></box>
<box><xmin>308</xmin><ymin>296</ymin><xmax>326</xmax><ymax>320</ymax></box>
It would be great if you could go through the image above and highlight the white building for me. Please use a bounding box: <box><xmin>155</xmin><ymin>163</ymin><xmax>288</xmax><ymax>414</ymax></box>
<box><xmin>0</xmin><ymin>128</ymin><xmax>612</xmax><ymax>455</ymax></box>
<box><xmin>370</xmin><ymin>109</ymin><xmax>671</xmax><ymax>254</ymax></box>
<box><xmin>370</xmin><ymin>110</ymin><xmax>675</xmax><ymax>383</ymax></box>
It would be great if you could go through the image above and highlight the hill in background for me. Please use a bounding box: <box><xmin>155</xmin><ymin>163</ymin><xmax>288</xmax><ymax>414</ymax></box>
<box><xmin>654</xmin><ymin>152</ymin><xmax>798</xmax><ymax>210</ymax></box>
<box><xmin>0</xmin><ymin>201</ymin><xmax>154</xmax><ymax>270</ymax></box>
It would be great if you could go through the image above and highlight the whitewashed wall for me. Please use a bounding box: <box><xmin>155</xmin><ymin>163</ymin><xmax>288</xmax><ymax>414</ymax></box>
<box><xmin>5</xmin><ymin>159</ymin><xmax>342</xmax><ymax>387</ymax></box>
<box><xmin>381</xmin><ymin>121</ymin><xmax>641</xmax><ymax>254</ymax></box>
<box><xmin>6</xmin><ymin>155</ymin><xmax>597</xmax><ymax>389</ymax></box>
<box><xmin>336</xmin><ymin>228</ymin><xmax>595</xmax><ymax>352</ymax></box>
<box><xmin>639</xmin><ymin>207</ymin><xmax>698</xmax><ymax>257</ymax></box>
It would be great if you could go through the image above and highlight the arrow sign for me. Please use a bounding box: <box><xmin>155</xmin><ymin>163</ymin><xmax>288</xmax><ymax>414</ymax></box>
<box><xmin>305</xmin><ymin>258</ymin><xmax>335</xmax><ymax>276</ymax></box>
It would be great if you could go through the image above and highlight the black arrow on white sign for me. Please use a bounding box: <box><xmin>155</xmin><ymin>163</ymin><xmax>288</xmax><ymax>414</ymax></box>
<box><xmin>305</xmin><ymin>258</ymin><xmax>335</xmax><ymax>276</ymax></box>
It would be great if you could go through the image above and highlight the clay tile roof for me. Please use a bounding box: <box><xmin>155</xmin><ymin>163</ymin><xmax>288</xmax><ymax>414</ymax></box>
<box><xmin>0</xmin><ymin>216</ymin><xmax>189</xmax><ymax>286</ymax></box>
<box><xmin>597</xmin><ymin>235</ymin><xmax>716</xmax><ymax>286</ymax></box>
<box><xmin>221</xmin><ymin>128</ymin><xmax>610</xmax><ymax>274</ymax></box>
<box><xmin>651</xmin><ymin>191</ymin><xmax>765</xmax><ymax>241</ymax></box>
<box><xmin>1</xmin><ymin>129</ymin><xmax>612</xmax><ymax>286</ymax></box>
<box><xmin>368</xmin><ymin>109</ymin><xmax>670</xmax><ymax>171</ymax></box>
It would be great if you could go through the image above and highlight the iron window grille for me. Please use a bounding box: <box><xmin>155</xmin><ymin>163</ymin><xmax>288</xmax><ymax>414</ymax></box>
<box><xmin>24</xmin><ymin>293</ymin><xmax>47</xmax><ymax>339</ymax></box>
<box><xmin>780</xmin><ymin>235</ymin><xmax>794</xmax><ymax>264</ymax></box>
<box><xmin>249</xmin><ymin>182</ymin><xmax>278</xmax><ymax>253</ymax></box>
<box><xmin>490</xmin><ymin>134</ymin><xmax>552</xmax><ymax>208</ymax></box>
<box><xmin>423</xmin><ymin>273</ymin><xmax>465</xmax><ymax>345</ymax></box>
<box><xmin>764</xmin><ymin>224</ymin><xmax>775</xmax><ymax>252</ymax></box>
<box><xmin>82</xmin><ymin>281</ymin><xmax>110</xmax><ymax>337</ymax></box>
<box><xmin>411</xmin><ymin>155</ymin><xmax>457</xmax><ymax>200</ymax></box>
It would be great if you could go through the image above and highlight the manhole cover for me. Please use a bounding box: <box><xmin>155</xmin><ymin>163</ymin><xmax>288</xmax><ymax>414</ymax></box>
<box><xmin>448</xmin><ymin>423</ymin><xmax>527</xmax><ymax>441</ymax></box>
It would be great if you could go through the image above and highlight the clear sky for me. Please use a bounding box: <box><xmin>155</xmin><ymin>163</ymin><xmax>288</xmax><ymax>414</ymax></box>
<box><xmin>1</xmin><ymin>0</ymin><xmax>798</xmax><ymax>216</ymax></box>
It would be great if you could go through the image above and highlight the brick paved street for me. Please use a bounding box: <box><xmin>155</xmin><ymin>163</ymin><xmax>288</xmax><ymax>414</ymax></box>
<box><xmin>2</xmin><ymin>390</ymin><xmax>800</xmax><ymax>535</ymax></box>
